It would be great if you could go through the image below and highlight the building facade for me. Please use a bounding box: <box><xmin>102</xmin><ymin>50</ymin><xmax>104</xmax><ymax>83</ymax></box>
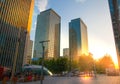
<box><xmin>69</xmin><ymin>18</ymin><xmax>88</xmax><ymax>61</ymax></box>
<box><xmin>0</xmin><ymin>0</ymin><xmax>34</xmax><ymax>72</ymax></box>
<box><xmin>24</xmin><ymin>38</ymin><xmax>33</xmax><ymax>65</ymax></box>
<box><xmin>108</xmin><ymin>0</ymin><xmax>120</xmax><ymax>69</ymax></box>
<box><xmin>63</xmin><ymin>48</ymin><xmax>69</xmax><ymax>59</ymax></box>
<box><xmin>34</xmin><ymin>9</ymin><xmax>61</xmax><ymax>59</ymax></box>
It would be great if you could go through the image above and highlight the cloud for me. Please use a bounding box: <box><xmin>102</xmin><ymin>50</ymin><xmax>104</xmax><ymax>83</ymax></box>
<box><xmin>75</xmin><ymin>0</ymin><xmax>86</xmax><ymax>3</ymax></box>
<box><xmin>35</xmin><ymin>0</ymin><xmax>48</xmax><ymax>12</ymax></box>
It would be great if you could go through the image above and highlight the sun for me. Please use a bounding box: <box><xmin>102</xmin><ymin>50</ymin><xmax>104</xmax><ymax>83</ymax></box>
<box><xmin>115</xmin><ymin>63</ymin><xmax>119</xmax><ymax>70</ymax></box>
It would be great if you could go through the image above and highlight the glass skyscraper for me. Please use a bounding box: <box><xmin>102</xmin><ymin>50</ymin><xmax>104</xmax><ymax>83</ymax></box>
<box><xmin>34</xmin><ymin>9</ymin><xmax>61</xmax><ymax>59</ymax></box>
<box><xmin>0</xmin><ymin>0</ymin><xmax>34</xmax><ymax>72</ymax></box>
<box><xmin>69</xmin><ymin>18</ymin><xmax>88</xmax><ymax>61</ymax></box>
<box><xmin>108</xmin><ymin>0</ymin><xmax>120</xmax><ymax>69</ymax></box>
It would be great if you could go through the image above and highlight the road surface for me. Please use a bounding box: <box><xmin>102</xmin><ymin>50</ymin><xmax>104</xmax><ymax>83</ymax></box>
<box><xmin>19</xmin><ymin>75</ymin><xmax>120</xmax><ymax>84</ymax></box>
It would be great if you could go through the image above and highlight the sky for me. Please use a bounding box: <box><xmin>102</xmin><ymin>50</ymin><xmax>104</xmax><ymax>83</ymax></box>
<box><xmin>30</xmin><ymin>0</ymin><xmax>118</xmax><ymax>65</ymax></box>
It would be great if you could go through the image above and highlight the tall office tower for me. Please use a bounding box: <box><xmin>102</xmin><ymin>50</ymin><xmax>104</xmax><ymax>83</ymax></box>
<box><xmin>34</xmin><ymin>9</ymin><xmax>61</xmax><ymax>59</ymax></box>
<box><xmin>63</xmin><ymin>48</ymin><xmax>69</xmax><ymax>59</ymax></box>
<box><xmin>69</xmin><ymin>18</ymin><xmax>88</xmax><ymax>61</ymax></box>
<box><xmin>24</xmin><ymin>39</ymin><xmax>33</xmax><ymax>65</ymax></box>
<box><xmin>0</xmin><ymin>0</ymin><xmax>34</xmax><ymax>72</ymax></box>
<box><xmin>108</xmin><ymin>0</ymin><xmax>120</xmax><ymax>69</ymax></box>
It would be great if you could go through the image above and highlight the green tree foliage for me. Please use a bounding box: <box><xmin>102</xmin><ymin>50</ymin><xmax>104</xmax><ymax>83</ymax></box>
<box><xmin>71</xmin><ymin>60</ymin><xmax>79</xmax><ymax>70</ymax></box>
<box><xmin>55</xmin><ymin>57</ymin><xmax>68</xmax><ymax>73</ymax></box>
<box><xmin>45</xmin><ymin>57</ymin><xmax>69</xmax><ymax>74</ymax></box>
<box><xmin>31</xmin><ymin>54</ymin><xmax>115</xmax><ymax>74</ymax></box>
<box><xmin>31</xmin><ymin>57</ymin><xmax>69</xmax><ymax>74</ymax></box>
<box><xmin>31</xmin><ymin>60</ymin><xmax>39</xmax><ymax>65</ymax></box>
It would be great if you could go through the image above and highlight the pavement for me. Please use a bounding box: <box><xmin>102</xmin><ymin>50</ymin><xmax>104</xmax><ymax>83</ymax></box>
<box><xmin>19</xmin><ymin>75</ymin><xmax>120</xmax><ymax>84</ymax></box>
<box><xmin>1</xmin><ymin>75</ymin><xmax>120</xmax><ymax>84</ymax></box>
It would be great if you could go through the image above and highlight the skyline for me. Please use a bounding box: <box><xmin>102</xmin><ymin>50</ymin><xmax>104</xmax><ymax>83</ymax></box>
<box><xmin>30</xmin><ymin>0</ymin><xmax>118</xmax><ymax>66</ymax></box>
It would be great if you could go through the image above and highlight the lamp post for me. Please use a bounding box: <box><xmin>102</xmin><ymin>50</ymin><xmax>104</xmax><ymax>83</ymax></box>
<box><xmin>39</xmin><ymin>40</ymin><xmax>50</xmax><ymax>84</ymax></box>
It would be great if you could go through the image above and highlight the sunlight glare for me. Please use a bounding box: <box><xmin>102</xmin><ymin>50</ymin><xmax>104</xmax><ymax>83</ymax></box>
<box><xmin>115</xmin><ymin>64</ymin><xmax>119</xmax><ymax>70</ymax></box>
<box><xmin>81</xmin><ymin>75</ymin><xmax>91</xmax><ymax>80</ymax></box>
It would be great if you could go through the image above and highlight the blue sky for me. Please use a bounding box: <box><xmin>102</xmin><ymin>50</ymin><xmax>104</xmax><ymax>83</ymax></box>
<box><xmin>30</xmin><ymin>0</ymin><xmax>118</xmax><ymax>64</ymax></box>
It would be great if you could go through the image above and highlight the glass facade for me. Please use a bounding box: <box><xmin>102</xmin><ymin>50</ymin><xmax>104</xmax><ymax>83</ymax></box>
<box><xmin>0</xmin><ymin>0</ymin><xmax>34</xmax><ymax>72</ymax></box>
<box><xmin>34</xmin><ymin>9</ymin><xmax>61</xmax><ymax>59</ymax></box>
<box><xmin>108</xmin><ymin>0</ymin><xmax>120</xmax><ymax>68</ymax></box>
<box><xmin>69</xmin><ymin>18</ymin><xmax>88</xmax><ymax>61</ymax></box>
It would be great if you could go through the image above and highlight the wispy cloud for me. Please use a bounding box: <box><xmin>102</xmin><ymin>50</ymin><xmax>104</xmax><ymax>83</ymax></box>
<box><xmin>35</xmin><ymin>0</ymin><xmax>48</xmax><ymax>12</ymax></box>
<box><xmin>75</xmin><ymin>0</ymin><xmax>86</xmax><ymax>3</ymax></box>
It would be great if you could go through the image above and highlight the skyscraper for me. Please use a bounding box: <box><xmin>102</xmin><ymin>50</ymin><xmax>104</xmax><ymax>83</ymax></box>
<box><xmin>0</xmin><ymin>0</ymin><xmax>34</xmax><ymax>72</ymax></box>
<box><xmin>63</xmin><ymin>48</ymin><xmax>69</xmax><ymax>59</ymax></box>
<box><xmin>34</xmin><ymin>9</ymin><xmax>61</xmax><ymax>59</ymax></box>
<box><xmin>108</xmin><ymin>0</ymin><xmax>120</xmax><ymax>69</ymax></box>
<box><xmin>24</xmin><ymin>38</ymin><xmax>33</xmax><ymax>65</ymax></box>
<box><xmin>69</xmin><ymin>18</ymin><xmax>88</xmax><ymax>61</ymax></box>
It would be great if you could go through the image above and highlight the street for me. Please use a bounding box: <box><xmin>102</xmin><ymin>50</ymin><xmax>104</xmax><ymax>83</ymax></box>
<box><xmin>18</xmin><ymin>75</ymin><xmax>120</xmax><ymax>84</ymax></box>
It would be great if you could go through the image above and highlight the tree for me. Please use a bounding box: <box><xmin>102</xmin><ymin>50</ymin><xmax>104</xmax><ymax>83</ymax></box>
<box><xmin>96</xmin><ymin>54</ymin><xmax>115</xmax><ymax>74</ymax></box>
<box><xmin>78</xmin><ymin>54</ymin><xmax>94</xmax><ymax>72</ymax></box>
<box><xmin>55</xmin><ymin>57</ymin><xmax>68</xmax><ymax>73</ymax></box>
<box><xmin>31</xmin><ymin>60</ymin><xmax>38</xmax><ymax>65</ymax></box>
<box><xmin>44</xmin><ymin>58</ymin><xmax>56</xmax><ymax>73</ymax></box>
<box><xmin>32</xmin><ymin>57</ymin><xmax>69</xmax><ymax>74</ymax></box>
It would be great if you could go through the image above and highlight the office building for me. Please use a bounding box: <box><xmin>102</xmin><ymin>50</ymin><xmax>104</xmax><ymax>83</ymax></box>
<box><xmin>69</xmin><ymin>18</ymin><xmax>88</xmax><ymax>61</ymax></box>
<box><xmin>24</xmin><ymin>39</ymin><xmax>33</xmax><ymax>65</ymax></box>
<box><xmin>34</xmin><ymin>9</ymin><xmax>61</xmax><ymax>59</ymax></box>
<box><xmin>0</xmin><ymin>0</ymin><xmax>34</xmax><ymax>72</ymax></box>
<box><xmin>63</xmin><ymin>48</ymin><xmax>69</xmax><ymax>59</ymax></box>
<box><xmin>108</xmin><ymin>0</ymin><xmax>120</xmax><ymax>69</ymax></box>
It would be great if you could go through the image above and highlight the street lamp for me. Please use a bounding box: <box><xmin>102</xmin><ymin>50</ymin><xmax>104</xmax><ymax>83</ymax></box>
<box><xmin>39</xmin><ymin>40</ymin><xmax>50</xmax><ymax>84</ymax></box>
